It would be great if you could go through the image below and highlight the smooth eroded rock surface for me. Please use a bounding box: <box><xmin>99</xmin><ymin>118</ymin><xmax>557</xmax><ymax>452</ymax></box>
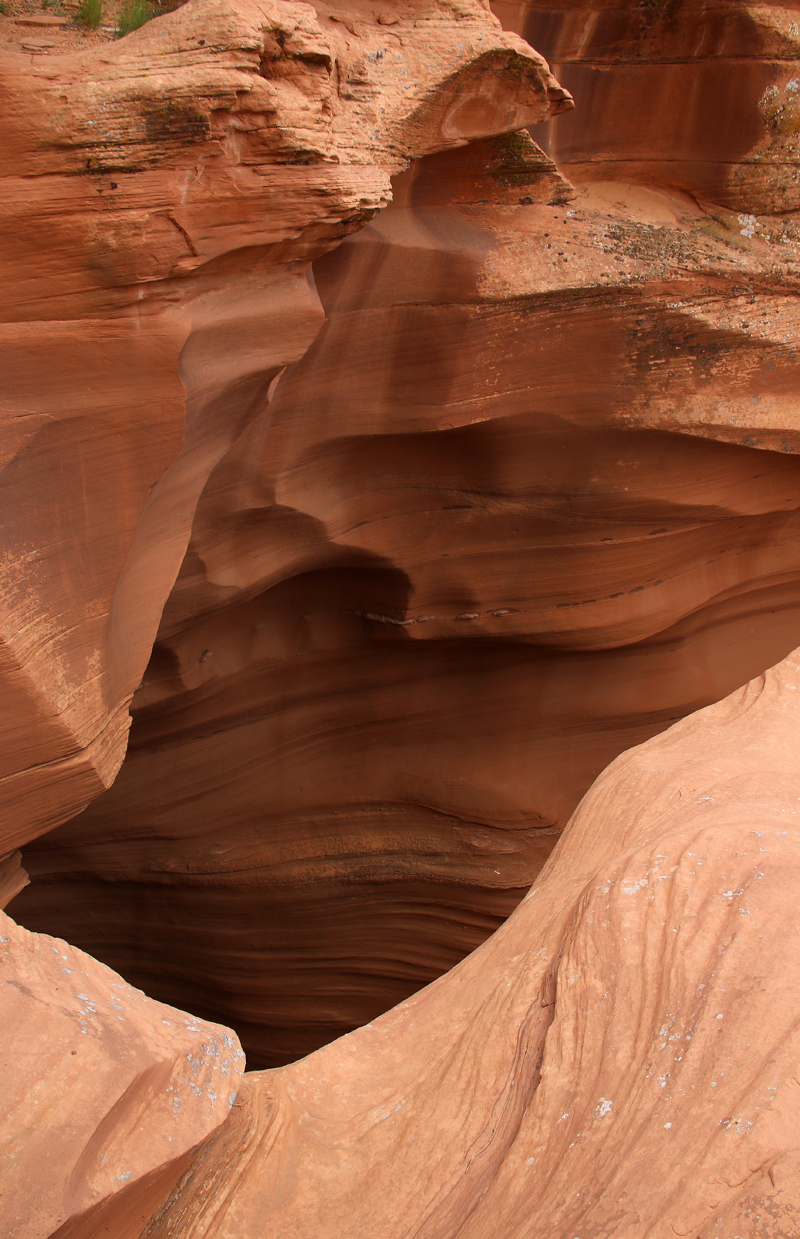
<box><xmin>497</xmin><ymin>0</ymin><xmax>800</xmax><ymax>215</ymax></box>
<box><xmin>16</xmin><ymin>122</ymin><xmax>800</xmax><ymax>1066</ymax></box>
<box><xmin>3</xmin><ymin>0</ymin><xmax>800</xmax><ymax>1233</ymax></box>
<box><xmin>0</xmin><ymin>0</ymin><xmax>569</xmax><ymax>854</ymax></box>
<box><xmin>0</xmin><ymin>910</ymin><xmax>244</xmax><ymax>1239</ymax></box>
<box><xmin>142</xmin><ymin>650</ymin><xmax>800</xmax><ymax>1238</ymax></box>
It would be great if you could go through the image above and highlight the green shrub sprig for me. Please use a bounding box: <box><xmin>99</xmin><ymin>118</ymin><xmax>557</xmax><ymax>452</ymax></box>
<box><xmin>75</xmin><ymin>0</ymin><xmax>102</xmax><ymax>27</ymax></box>
<box><xmin>117</xmin><ymin>0</ymin><xmax>153</xmax><ymax>36</ymax></box>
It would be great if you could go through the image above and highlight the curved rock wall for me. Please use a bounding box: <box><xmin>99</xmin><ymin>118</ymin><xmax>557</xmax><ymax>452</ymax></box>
<box><xmin>3</xmin><ymin>0</ymin><xmax>800</xmax><ymax>1233</ymax></box>
<box><xmin>0</xmin><ymin>0</ymin><xmax>568</xmax><ymax>856</ymax></box>
<box><xmin>14</xmin><ymin>0</ymin><xmax>800</xmax><ymax>1068</ymax></box>
<box><xmin>0</xmin><ymin>907</ymin><xmax>244</xmax><ymax>1239</ymax></box>
<box><xmin>143</xmin><ymin>649</ymin><xmax>800</xmax><ymax>1239</ymax></box>
<box><xmin>497</xmin><ymin>0</ymin><xmax>800</xmax><ymax>214</ymax></box>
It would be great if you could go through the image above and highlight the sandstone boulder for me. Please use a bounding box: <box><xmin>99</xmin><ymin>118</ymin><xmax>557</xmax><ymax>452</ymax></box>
<box><xmin>0</xmin><ymin>909</ymin><xmax>244</xmax><ymax>1239</ymax></box>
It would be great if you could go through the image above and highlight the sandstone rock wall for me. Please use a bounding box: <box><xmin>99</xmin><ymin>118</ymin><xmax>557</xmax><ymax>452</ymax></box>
<box><xmin>14</xmin><ymin>0</ymin><xmax>800</xmax><ymax>1069</ymax></box>
<box><xmin>498</xmin><ymin>0</ymin><xmax>800</xmax><ymax>215</ymax></box>
<box><xmin>3</xmin><ymin>0</ymin><xmax>800</xmax><ymax>1234</ymax></box>
<box><xmin>142</xmin><ymin>649</ymin><xmax>800</xmax><ymax>1238</ymax></box>
<box><xmin>0</xmin><ymin>905</ymin><xmax>244</xmax><ymax>1239</ymax></box>
<box><xmin>0</xmin><ymin>0</ymin><xmax>568</xmax><ymax>856</ymax></box>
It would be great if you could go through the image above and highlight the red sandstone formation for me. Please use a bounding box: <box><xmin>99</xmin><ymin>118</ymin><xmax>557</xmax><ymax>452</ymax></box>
<box><xmin>498</xmin><ymin>0</ymin><xmax>800</xmax><ymax>216</ymax></box>
<box><xmin>142</xmin><ymin>649</ymin><xmax>800</xmax><ymax>1237</ymax></box>
<box><xmin>10</xmin><ymin>651</ymin><xmax>800</xmax><ymax>1237</ymax></box>
<box><xmin>15</xmin><ymin>6</ymin><xmax>800</xmax><ymax>1066</ymax></box>
<box><xmin>0</xmin><ymin>908</ymin><xmax>244</xmax><ymax>1239</ymax></box>
<box><xmin>0</xmin><ymin>0</ymin><xmax>569</xmax><ymax>857</ymax></box>
<box><xmin>3</xmin><ymin>0</ymin><xmax>800</xmax><ymax>1234</ymax></box>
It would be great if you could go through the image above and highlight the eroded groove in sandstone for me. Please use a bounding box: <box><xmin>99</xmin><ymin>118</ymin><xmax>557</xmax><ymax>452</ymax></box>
<box><xmin>138</xmin><ymin>651</ymin><xmax>800</xmax><ymax>1238</ymax></box>
<box><xmin>4</xmin><ymin>0</ymin><xmax>800</xmax><ymax>1234</ymax></box>
<box><xmin>16</xmin><ymin>146</ymin><xmax>800</xmax><ymax>1065</ymax></box>
<box><xmin>0</xmin><ymin>0</ymin><xmax>567</xmax><ymax>854</ymax></box>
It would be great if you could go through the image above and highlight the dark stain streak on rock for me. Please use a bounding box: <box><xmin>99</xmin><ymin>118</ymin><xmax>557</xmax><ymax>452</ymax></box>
<box><xmin>141</xmin><ymin>99</ymin><xmax>210</xmax><ymax>145</ymax></box>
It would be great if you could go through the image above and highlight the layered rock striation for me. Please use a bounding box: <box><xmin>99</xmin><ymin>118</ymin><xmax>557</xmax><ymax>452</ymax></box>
<box><xmin>499</xmin><ymin>0</ymin><xmax>800</xmax><ymax>216</ymax></box>
<box><xmin>0</xmin><ymin>0</ymin><xmax>569</xmax><ymax>855</ymax></box>
<box><xmin>142</xmin><ymin>649</ymin><xmax>800</xmax><ymax>1238</ymax></box>
<box><xmin>14</xmin><ymin>0</ymin><xmax>800</xmax><ymax>1067</ymax></box>
<box><xmin>3</xmin><ymin>0</ymin><xmax>800</xmax><ymax>1234</ymax></box>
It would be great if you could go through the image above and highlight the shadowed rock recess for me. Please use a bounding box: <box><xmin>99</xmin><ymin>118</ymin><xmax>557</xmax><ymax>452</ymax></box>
<box><xmin>3</xmin><ymin>0</ymin><xmax>800</xmax><ymax>1234</ymax></box>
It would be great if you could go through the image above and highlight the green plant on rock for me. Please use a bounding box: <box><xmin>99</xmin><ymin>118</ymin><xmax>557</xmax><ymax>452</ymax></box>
<box><xmin>75</xmin><ymin>0</ymin><xmax>102</xmax><ymax>27</ymax></box>
<box><xmin>117</xmin><ymin>0</ymin><xmax>153</xmax><ymax>36</ymax></box>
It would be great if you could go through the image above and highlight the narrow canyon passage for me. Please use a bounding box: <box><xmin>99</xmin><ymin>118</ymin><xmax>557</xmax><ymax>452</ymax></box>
<box><xmin>15</xmin><ymin>141</ymin><xmax>800</xmax><ymax>1065</ymax></box>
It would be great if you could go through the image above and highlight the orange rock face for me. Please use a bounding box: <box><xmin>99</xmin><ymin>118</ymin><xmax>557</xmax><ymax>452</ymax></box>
<box><xmin>3</xmin><ymin>0</ymin><xmax>800</xmax><ymax>1234</ymax></box>
<box><xmin>141</xmin><ymin>650</ymin><xmax>800</xmax><ymax>1237</ymax></box>
<box><xmin>0</xmin><ymin>0</ymin><xmax>569</xmax><ymax>856</ymax></box>
<box><xmin>0</xmin><ymin>908</ymin><xmax>244</xmax><ymax>1239</ymax></box>
<box><xmin>498</xmin><ymin>0</ymin><xmax>800</xmax><ymax>215</ymax></box>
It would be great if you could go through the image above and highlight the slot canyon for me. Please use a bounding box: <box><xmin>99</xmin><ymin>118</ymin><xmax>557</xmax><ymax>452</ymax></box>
<box><xmin>3</xmin><ymin>0</ymin><xmax>800</xmax><ymax>1235</ymax></box>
